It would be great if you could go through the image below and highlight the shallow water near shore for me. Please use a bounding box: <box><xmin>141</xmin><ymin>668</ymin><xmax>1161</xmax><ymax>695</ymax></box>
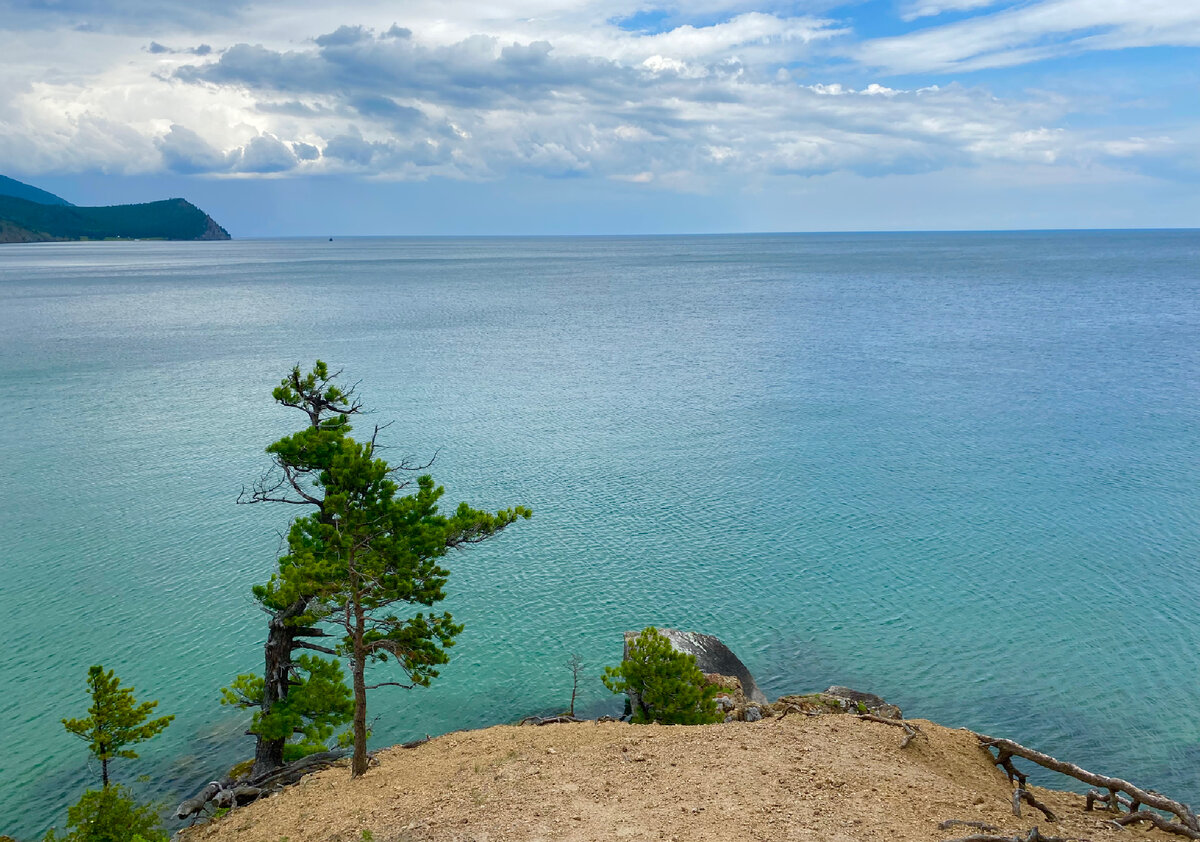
<box><xmin>1</xmin><ymin>231</ymin><xmax>1198</xmax><ymax>837</ymax></box>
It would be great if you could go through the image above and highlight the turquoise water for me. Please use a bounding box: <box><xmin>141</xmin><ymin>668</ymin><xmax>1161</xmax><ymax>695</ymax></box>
<box><xmin>1</xmin><ymin>232</ymin><xmax>1198</xmax><ymax>837</ymax></box>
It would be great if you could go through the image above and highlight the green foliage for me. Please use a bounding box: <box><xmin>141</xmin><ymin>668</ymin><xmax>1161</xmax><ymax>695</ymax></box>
<box><xmin>42</xmin><ymin>786</ymin><xmax>166</xmax><ymax>842</ymax></box>
<box><xmin>61</xmin><ymin>666</ymin><xmax>173</xmax><ymax>787</ymax></box>
<box><xmin>222</xmin><ymin>655</ymin><xmax>354</xmax><ymax>757</ymax></box>
<box><xmin>602</xmin><ymin>627</ymin><xmax>722</xmax><ymax>725</ymax></box>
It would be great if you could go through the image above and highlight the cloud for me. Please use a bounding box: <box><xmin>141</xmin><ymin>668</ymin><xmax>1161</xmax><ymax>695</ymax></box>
<box><xmin>237</xmin><ymin>133</ymin><xmax>297</xmax><ymax>172</ymax></box>
<box><xmin>156</xmin><ymin>124</ymin><xmax>231</xmax><ymax>173</ymax></box>
<box><xmin>900</xmin><ymin>0</ymin><xmax>1007</xmax><ymax>22</ymax></box>
<box><xmin>2</xmin><ymin>2</ymin><xmax>1196</xmax><ymax>189</ymax></box>
<box><xmin>856</xmin><ymin>0</ymin><xmax>1200</xmax><ymax>73</ymax></box>
<box><xmin>292</xmin><ymin>141</ymin><xmax>321</xmax><ymax>160</ymax></box>
<box><xmin>146</xmin><ymin>41</ymin><xmax>213</xmax><ymax>55</ymax></box>
<box><xmin>323</xmin><ymin>131</ymin><xmax>380</xmax><ymax>166</ymax></box>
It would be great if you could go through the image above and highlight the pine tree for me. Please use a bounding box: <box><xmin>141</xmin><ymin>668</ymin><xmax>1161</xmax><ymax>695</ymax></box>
<box><xmin>61</xmin><ymin>666</ymin><xmax>174</xmax><ymax>788</ymax></box>
<box><xmin>244</xmin><ymin>361</ymin><xmax>530</xmax><ymax>777</ymax></box>
<box><xmin>43</xmin><ymin>786</ymin><xmax>166</xmax><ymax>842</ymax></box>
<box><xmin>232</xmin><ymin>361</ymin><xmax>366</xmax><ymax>775</ymax></box>
<box><xmin>221</xmin><ymin>655</ymin><xmax>354</xmax><ymax>761</ymax></box>
<box><xmin>602</xmin><ymin>627</ymin><xmax>722</xmax><ymax>725</ymax></box>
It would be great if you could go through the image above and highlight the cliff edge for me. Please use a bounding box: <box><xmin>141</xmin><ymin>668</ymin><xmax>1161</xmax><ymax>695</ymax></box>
<box><xmin>178</xmin><ymin>715</ymin><xmax>1176</xmax><ymax>842</ymax></box>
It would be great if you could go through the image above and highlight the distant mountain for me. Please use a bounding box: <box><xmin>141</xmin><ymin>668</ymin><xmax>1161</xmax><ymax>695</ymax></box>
<box><xmin>0</xmin><ymin>175</ymin><xmax>73</xmax><ymax>207</ymax></box>
<box><xmin>0</xmin><ymin>176</ymin><xmax>230</xmax><ymax>243</ymax></box>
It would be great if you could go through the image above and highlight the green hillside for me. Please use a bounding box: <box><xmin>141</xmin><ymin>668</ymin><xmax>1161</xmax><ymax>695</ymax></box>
<box><xmin>0</xmin><ymin>175</ymin><xmax>73</xmax><ymax>206</ymax></box>
<box><xmin>0</xmin><ymin>194</ymin><xmax>230</xmax><ymax>242</ymax></box>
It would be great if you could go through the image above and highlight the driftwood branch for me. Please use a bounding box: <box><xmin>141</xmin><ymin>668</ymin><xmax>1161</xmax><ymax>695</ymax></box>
<box><xmin>977</xmin><ymin>734</ymin><xmax>1198</xmax><ymax>832</ymax></box>
<box><xmin>858</xmin><ymin>714</ymin><xmax>923</xmax><ymax>748</ymax></box>
<box><xmin>1012</xmin><ymin>788</ymin><xmax>1057</xmax><ymax>821</ymax></box>
<box><xmin>942</xmin><ymin>830</ymin><xmax>1067</xmax><ymax>842</ymax></box>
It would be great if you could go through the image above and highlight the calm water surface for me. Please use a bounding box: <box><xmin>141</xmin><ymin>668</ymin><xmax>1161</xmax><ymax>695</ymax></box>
<box><xmin>1</xmin><ymin>232</ymin><xmax>1198</xmax><ymax>837</ymax></box>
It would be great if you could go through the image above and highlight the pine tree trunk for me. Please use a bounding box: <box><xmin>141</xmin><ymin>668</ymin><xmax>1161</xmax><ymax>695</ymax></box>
<box><xmin>351</xmin><ymin>596</ymin><xmax>369</xmax><ymax>777</ymax></box>
<box><xmin>251</xmin><ymin>598</ymin><xmax>307</xmax><ymax>778</ymax></box>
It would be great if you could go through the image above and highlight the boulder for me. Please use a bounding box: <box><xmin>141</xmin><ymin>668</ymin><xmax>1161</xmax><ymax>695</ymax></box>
<box><xmin>623</xmin><ymin>628</ymin><xmax>768</xmax><ymax>705</ymax></box>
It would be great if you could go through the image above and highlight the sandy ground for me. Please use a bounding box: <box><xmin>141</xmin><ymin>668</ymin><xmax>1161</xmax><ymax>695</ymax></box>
<box><xmin>181</xmin><ymin>716</ymin><xmax>1175</xmax><ymax>842</ymax></box>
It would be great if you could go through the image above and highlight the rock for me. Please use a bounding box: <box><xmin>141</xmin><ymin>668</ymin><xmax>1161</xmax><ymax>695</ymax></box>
<box><xmin>624</xmin><ymin>628</ymin><xmax>768</xmax><ymax>705</ymax></box>
<box><xmin>745</xmin><ymin>706</ymin><xmax>763</xmax><ymax>722</ymax></box>
<box><xmin>823</xmin><ymin>686</ymin><xmax>903</xmax><ymax>719</ymax></box>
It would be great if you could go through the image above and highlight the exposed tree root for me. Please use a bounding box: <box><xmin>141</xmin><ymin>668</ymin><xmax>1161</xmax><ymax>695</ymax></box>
<box><xmin>858</xmin><ymin>714</ymin><xmax>923</xmax><ymax>748</ymax></box>
<box><xmin>941</xmin><ymin>826</ymin><xmax>1071</xmax><ymax>842</ymax></box>
<box><xmin>1013</xmin><ymin>788</ymin><xmax>1057</xmax><ymax>821</ymax></box>
<box><xmin>175</xmin><ymin>750</ymin><xmax>348</xmax><ymax>821</ymax></box>
<box><xmin>975</xmin><ymin>734</ymin><xmax>1198</xmax><ymax>833</ymax></box>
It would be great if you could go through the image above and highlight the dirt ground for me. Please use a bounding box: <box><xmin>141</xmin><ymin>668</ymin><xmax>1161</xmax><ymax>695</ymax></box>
<box><xmin>181</xmin><ymin>715</ymin><xmax>1176</xmax><ymax>842</ymax></box>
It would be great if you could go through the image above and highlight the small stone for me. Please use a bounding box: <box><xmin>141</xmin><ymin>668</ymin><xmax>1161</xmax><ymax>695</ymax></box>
<box><xmin>745</xmin><ymin>706</ymin><xmax>763</xmax><ymax>722</ymax></box>
<box><xmin>546</xmin><ymin>748</ymin><xmax>556</xmax><ymax>754</ymax></box>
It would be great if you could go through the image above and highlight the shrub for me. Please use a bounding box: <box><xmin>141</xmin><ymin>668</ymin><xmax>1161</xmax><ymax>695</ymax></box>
<box><xmin>602</xmin><ymin>627</ymin><xmax>722</xmax><ymax>725</ymax></box>
<box><xmin>43</xmin><ymin>785</ymin><xmax>166</xmax><ymax>842</ymax></box>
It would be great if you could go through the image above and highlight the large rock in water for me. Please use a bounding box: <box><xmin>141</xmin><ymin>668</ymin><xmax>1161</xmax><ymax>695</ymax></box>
<box><xmin>623</xmin><ymin>628</ymin><xmax>768</xmax><ymax>705</ymax></box>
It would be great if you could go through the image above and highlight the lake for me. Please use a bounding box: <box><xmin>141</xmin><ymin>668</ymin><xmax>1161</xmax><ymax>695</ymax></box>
<box><xmin>1</xmin><ymin>231</ymin><xmax>1198</xmax><ymax>837</ymax></box>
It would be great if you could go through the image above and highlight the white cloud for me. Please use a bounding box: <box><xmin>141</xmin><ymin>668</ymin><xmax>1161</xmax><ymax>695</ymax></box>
<box><xmin>857</xmin><ymin>0</ymin><xmax>1200</xmax><ymax>74</ymax></box>
<box><xmin>0</xmin><ymin>0</ymin><xmax>1195</xmax><ymax>189</ymax></box>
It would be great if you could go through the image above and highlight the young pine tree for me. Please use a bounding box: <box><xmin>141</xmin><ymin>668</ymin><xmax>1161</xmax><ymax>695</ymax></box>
<box><xmin>43</xmin><ymin>786</ymin><xmax>166</xmax><ymax>842</ymax></box>
<box><xmin>61</xmin><ymin>666</ymin><xmax>174</xmax><ymax>788</ymax></box>
<box><xmin>602</xmin><ymin>627</ymin><xmax>722</xmax><ymax>725</ymax></box>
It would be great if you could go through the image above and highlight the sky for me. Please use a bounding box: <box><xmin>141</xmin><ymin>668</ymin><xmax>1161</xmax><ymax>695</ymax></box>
<box><xmin>1</xmin><ymin>0</ymin><xmax>1198</xmax><ymax>235</ymax></box>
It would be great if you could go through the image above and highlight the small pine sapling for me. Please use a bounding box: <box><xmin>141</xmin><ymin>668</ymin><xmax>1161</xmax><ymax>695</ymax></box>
<box><xmin>602</xmin><ymin>627</ymin><xmax>722</xmax><ymax>725</ymax></box>
<box><xmin>566</xmin><ymin>653</ymin><xmax>584</xmax><ymax>717</ymax></box>
<box><xmin>61</xmin><ymin>666</ymin><xmax>174</xmax><ymax>788</ymax></box>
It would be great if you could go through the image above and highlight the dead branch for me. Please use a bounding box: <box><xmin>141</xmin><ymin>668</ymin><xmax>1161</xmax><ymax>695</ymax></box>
<box><xmin>775</xmin><ymin>703</ymin><xmax>820</xmax><ymax>721</ymax></box>
<box><xmin>518</xmin><ymin>714</ymin><xmax>585</xmax><ymax>726</ymax></box>
<box><xmin>858</xmin><ymin>713</ymin><xmax>923</xmax><ymax>748</ymax></box>
<box><xmin>976</xmin><ymin>734</ymin><xmax>1198</xmax><ymax>832</ymax></box>
<box><xmin>1013</xmin><ymin>788</ymin><xmax>1057</xmax><ymax>821</ymax></box>
<box><xmin>400</xmin><ymin>735</ymin><xmax>431</xmax><ymax>749</ymax></box>
<box><xmin>1112</xmin><ymin>811</ymin><xmax>1200</xmax><ymax>840</ymax></box>
<box><xmin>1085</xmin><ymin>789</ymin><xmax>1135</xmax><ymax>813</ymax></box>
<box><xmin>939</xmin><ymin>819</ymin><xmax>1001</xmax><ymax>832</ymax></box>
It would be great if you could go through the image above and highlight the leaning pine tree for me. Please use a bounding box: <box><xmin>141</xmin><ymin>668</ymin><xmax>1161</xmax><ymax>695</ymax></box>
<box><xmin>228</xmin><ymin>362</ymin><xmax>365</xmax><ymax>776</ymax></box>
<box><xmin>236</xmin><ymin>361</ymin><xmax>530</xmax><ymax>777</ymax></box>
